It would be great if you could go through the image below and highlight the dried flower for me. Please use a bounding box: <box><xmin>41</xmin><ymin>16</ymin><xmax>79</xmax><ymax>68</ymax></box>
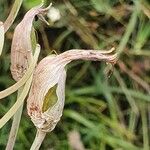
<box><xmin>10</xmin><ymin>4</ymin><xmax>51</xmax><ymax>81</ymax></box>
<box><xmin>27</xmin><ymin>48</ymin><xmax>117</xmax><ymax>132</ymax></box>
<box><xmin>1</xmin><ymin>4</ymin><xmax>51</xmax><ymax>149</ymax></box>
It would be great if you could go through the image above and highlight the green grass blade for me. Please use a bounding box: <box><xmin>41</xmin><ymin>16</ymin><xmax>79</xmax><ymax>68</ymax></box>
<box><xmin>117</xmin><ymin>5</ymin><xmax>138</xmax><ymax>56</ymax></box>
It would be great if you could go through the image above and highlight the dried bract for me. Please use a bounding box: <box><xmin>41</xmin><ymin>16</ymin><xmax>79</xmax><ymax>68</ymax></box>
<box><xmin>11</xmin><ymin>4</ymin><xmax>51</xmax><ymax>81</ymax></box>
<box><xmin>27</xmin><ymin>49</ymin><xmax>117</xmax><ymax>132</ymax></box>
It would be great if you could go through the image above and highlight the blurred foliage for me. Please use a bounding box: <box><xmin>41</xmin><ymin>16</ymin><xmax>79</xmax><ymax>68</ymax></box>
<box><xmin>0</xmin><ymin>0</ymin><xmax>150</xmax><ymax>150</ymax></box>
<box><xmin>23</xmin><ymin>0</ymin><xmax>43</xmax><ymax>9</ymax></box>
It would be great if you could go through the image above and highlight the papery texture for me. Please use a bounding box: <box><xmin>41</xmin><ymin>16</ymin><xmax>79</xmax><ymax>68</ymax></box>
<box><xmin>11</xmin><ymin>4</ymin><xmax>51</xmax><ymax>81</ymax></box>
<box><xmin>27</xmin><ymin>54</ymin><xmax>66</xmax><ymax>132</ymax></box>
<box><xmin>27</xmin><ymin>49</ymin><xmax>117</xmax><ymax>132</ymax></box>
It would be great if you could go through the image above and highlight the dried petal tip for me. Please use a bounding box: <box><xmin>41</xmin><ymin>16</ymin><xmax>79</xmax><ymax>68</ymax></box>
<box><xmin>27</xmin><ymin>48</ymin><xmax>117</xmax><ymax>132</ymax></box>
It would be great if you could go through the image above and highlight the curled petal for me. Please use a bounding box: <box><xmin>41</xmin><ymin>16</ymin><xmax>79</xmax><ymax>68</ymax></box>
<box><xmin>27</xmin><ymin>48</ymin><xmax>117</xmax><ymax>132</ymax></box>
<box><xmin>11</xmin><ymin>4</ymin><xmax>51</xmax><ymax>81</ymax></box>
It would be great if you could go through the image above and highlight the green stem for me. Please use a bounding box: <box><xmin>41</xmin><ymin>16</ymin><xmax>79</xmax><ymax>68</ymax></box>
<box><xmin>141</xmin><ymin>103</ymin><xmax>149</xmax><ymax>150</ymax></box>
<box><xmin>117</xmin><ymin>5</ymin><xmax>138</xmax><ymax>56</ymax></box>
<box><xmin>128</xmin><ymin>110</ymin><xmax>138</xmax><ymax>133</ymax></box>
<box><xmin>114</xmin><ymin>70</ymin><xmax>138</xmax><ymax>113</ymax></box>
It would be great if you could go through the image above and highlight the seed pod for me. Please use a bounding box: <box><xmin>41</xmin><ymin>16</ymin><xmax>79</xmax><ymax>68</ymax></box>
<box><xmin>27</xmin><ymin>49</ymin><xmax>117</xmax><ymax>132</ymax></box>
<box><xmin>10</xmin><ymin>4</ymin><xmax>51</xmax><ymax>81</ymax></box>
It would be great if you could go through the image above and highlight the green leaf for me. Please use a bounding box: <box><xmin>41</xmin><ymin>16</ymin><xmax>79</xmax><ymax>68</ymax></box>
<box><xmin>42</xmin><ymin>85</ymin><xmax>57</xmax><ymax>112</ymax></box>
<box><xmin>23</xmin><ymin>0</ymin><xmax>43</xmax><ymax>9</ymax></box>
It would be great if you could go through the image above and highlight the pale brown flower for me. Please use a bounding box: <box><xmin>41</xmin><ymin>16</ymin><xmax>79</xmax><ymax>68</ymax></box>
<box><xmin>10</xmin><ymin>4</ymin><xmax>51</xmax><ymax>81</ymax></box>
<box><xmin>27</xmin><ymin>48</ymin><xmax>117</xmax><ymax>132</ymax></box>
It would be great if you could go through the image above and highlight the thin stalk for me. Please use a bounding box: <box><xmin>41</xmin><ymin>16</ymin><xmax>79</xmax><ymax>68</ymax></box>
<box><xmin>70</xmin><ymin>86</ymin><xmax>150</xmax><ymax>102</ymax></box>
<box><xmin>103</xmin><ymin>90</ymin><xmax>118</xmax><ymax>121</ymax></box>
<box><xmin>108</xmin><ymin>87</ymin><xmax>150</xmax><ymax>102</ymax></box>
<box><xmin>114</xmin><ymin>70</ymin><xmax>138</xmax><ymax>113</ymax></box>
<box><xmin>128</xmin><ymin>110</ymin><xmax>138</xmax><ymax>133</ymax></box>
<box><xmin>4</xmin><ymin>0</ymin><xmax>23</xmax><ymax>32</ymax></box>
<box><xmin>89</xmin><ymin>67</ymin><xmax>118</xmax><ymax>121</ymax></box>
<box><xmin>117</xmin><ymin>5</ymin><xmax>138</xmax><ymax>56</ymax></box>
<box><xmin>6</xmin><ymin>87</ymin><xmax>24</xmax><ymax>150</ymax></box>
<box><xmin>141</xmin><ymin>103</ymin><xmax>149</xmax><ymax>150</ymax></box>
<box><xmin>30</xmin><ymin>130</ymin><xmax>46</xmax><ymax>150</ymax></box>
<box><xmin>0</xmin><ymin>75</ymin><xmax>33</xmax><ymax>128</ymax></box>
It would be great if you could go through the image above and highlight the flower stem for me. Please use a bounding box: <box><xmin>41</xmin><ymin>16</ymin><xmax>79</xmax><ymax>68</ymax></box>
<box><xmin>4</xmin><ymin>0</ymin><xmax>23</xmax><ymax>32</ymax></box>
<box><xmin>6</xmin><ymin>87</ymin><xmax>24</xmax><ymax>150</ymax></box>
<box><xmin>30</xmin><ymin>130</ymin><xmax>46</xmax><ymax>150</ymax></box>
<box><xmin>0</xmin><ymin>75</ymin><xmax>32</xmax><ymax>129</ymax></box>
<box><xmin>0</xmin><ymin>45</ymin><xmax>40</xmax><ymax>99</ymax></box>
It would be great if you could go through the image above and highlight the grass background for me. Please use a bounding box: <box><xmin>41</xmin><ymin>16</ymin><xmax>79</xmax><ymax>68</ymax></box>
<box><xmin>0</xmin><ymin>0</ymin><xmax>150</xmax><ymax>149</ymax></box>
